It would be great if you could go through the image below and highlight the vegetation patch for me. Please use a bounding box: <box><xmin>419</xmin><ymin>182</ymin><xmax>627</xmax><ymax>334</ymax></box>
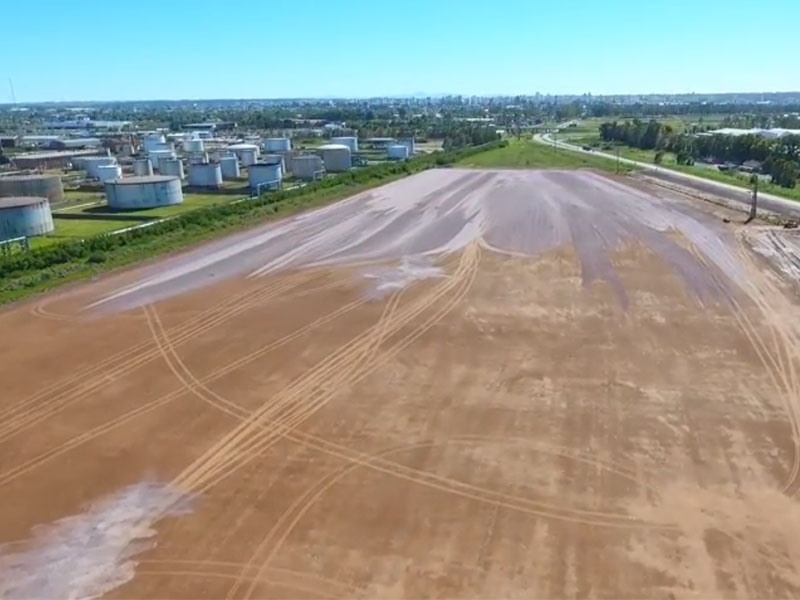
<box><xmin>456</xmin><ymin>138</ymin><xmax>632</xmax><ymax>172</ymax></box>
<box><xmin>599</xmin><ymin>119</ymin><xmax>800</xmax><ymax>190</ymax></box>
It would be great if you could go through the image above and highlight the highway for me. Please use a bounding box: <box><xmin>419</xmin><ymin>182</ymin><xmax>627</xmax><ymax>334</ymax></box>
<box><xmin>534</xmin><ymin>132</ymin><xmax>800</xmax><ymax>218</ymax></box>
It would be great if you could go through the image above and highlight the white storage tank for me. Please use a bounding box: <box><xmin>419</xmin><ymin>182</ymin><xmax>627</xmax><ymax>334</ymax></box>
<box><xmin>184</xmin><ymin>139</ymin><xmax>204</xmax><ymax>153</ymax></box>
<box><xmin>149</xmin><ymin>149</ymin><xmax>176</xmax><ymax>171</ymax></box>
<box><xmin>133</xmin><ymin>158</ymin><xmax>154</xmax><ymax>176</ymax></box>
<box><xmin>291</xmin><ymin>155</ymin><xmax>324</xmax><ymax>181</ymax></box>
<box><xmin>143</xmin><ymin>133</ymin><xmax>166</xmax><ymax>153</ymax></box>
<box><xmin>228</xmin><ymin>143</ymin><xmax>260</xmax><ymax>166</ymax></box>
<box><xmin>261</xmin><ymin>154</ymin><xmax>286</xmax><ymax>176</ymax></box>
<box><xmin>105</xmin><ymin>176</ymin><xmax>183</xmax><ymax>210</ymax></box>
<box><xmin>96</xmin><ymin>164</ymin><xmax>122</xmax><ymax>182</ymax></box>
<box><xmin>264</xmin><ymin>138</ymin><xmax>291</xmax><ymax>152</ymax></box>
<box><xmin>318</xmin><ymin>144</ymin><xmax>351</xmax><ymax>172</ymax></box>
<box><xmin>280</xmin><ymin>151</ymin><xmax>296</xmax><ymax>174</ymax></box>
<box><xmin>240</xmin><ymin>148</ymin><xmax>258</xmax><ymax>166</ymax></box>
<box><xmin>0</xmin><ymin>197</ymin><xmax>54</xmax><ymax>241</ymax></box>
<box><xmin>331</xmin><ymin>136</ymin><xmax>358</xmax><ymax>153</ymax></box>
<box><xmin>387</xmin><ymin>144</ymin><xmax>410</xmax><ymax>160</ymax></box>
<box><xmin>81</xmin><ymin>156</ymin><xmax>118</xmax><ymax>179</ymax></box>
<box><xmin>220</xmin><ymin>155</ymin><xmax>240</xmax><ymax>179</ymax></box>
<box><xmin>188</xmin><ymin>152</ymin><xmax>209</xmax><ymax>165</ymax></box>
<box><xmin>248</xmin><ymin>163</ymin><xmax>282</xmax><ymax>193</ymax></box>
<box><xmin>160</xmin><ymin>158</ymin><xmax>185</xmax><ymax>180</ymax></box>
<box><xmin>188</xmin><ymin>163</ymin><xmax>223</xmax><ymax>189</ymax></box>
<box><xmin>399</xmin><ymin>138</ymin><xmax>415</xmax><ymax>156</ymax></box>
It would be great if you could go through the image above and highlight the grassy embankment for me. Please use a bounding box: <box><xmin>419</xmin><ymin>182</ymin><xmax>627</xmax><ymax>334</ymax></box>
<box><xmin>456</xmin><ymin>137</ymin><xmax>633</xmax><ymax>172</ymax></box>
<box><xmin>37</xmin><ymin>190</ymin><xmax>248</xmax><ymax>248</ymax></box>
<box><xmin>0</xmin><ymin>141</ymin><xmax>505</xmax><ymax>305</ymax></box>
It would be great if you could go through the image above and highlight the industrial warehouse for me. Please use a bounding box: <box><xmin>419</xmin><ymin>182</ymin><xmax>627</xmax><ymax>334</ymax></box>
<box><xmin>0</xmin><ymin>127</ymin><xmax>419</xmax><ymax>245</ymax></box>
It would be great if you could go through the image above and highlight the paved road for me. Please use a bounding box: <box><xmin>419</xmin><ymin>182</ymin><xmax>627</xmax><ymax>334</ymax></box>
<box><xmin>534</xmin><ymin>132</ymin><xmax>800</xmax><ymax>218</ymax></box>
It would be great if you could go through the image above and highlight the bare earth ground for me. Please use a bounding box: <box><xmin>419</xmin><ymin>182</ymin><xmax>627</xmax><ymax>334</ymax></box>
<box><xmin>3</xmin><ymin>169</ymin><xmax>800</xmax><ymax>599</ymax></box>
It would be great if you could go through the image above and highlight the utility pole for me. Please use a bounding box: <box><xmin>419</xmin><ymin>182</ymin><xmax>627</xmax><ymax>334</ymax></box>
<box><xmin>746</xmin><ymin>174</ymin><xmax>758</xmax><ymax>224</ymax></box>
<box><xmin>616</xmin><ymin>147</ymin><xmax>621</xmax><ymax>174</ymax></box>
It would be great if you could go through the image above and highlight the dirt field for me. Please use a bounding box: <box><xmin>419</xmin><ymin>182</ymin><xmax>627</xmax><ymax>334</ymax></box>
<box><xmin>3</xmin><ymin>169</ymin><xmax>800</xmax><ymax>599</ymax></box>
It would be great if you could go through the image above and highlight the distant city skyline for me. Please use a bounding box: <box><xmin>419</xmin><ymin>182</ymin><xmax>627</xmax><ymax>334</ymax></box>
<box><xmin>3</xmin><ymin>0</ymin><xmax>799</xmax><ymax>103</ymax></box>
<box><xmin>5</xmin><ymin>91</ymin><xmax>800</xmax><ymax>108</ymax></box>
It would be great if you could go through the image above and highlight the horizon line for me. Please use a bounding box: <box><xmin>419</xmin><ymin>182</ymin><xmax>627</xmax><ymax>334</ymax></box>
<box><xmin>3</xmin><ymin>90</ymin><xmax>800</xmax><ymax>107</ymax></box>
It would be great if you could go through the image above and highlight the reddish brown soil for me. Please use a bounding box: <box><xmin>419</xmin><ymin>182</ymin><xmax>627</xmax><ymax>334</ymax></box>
<box><xmin>2</xmin><ymin>171</ymin><xmax>800</xmax><ymax>599</ymax></box>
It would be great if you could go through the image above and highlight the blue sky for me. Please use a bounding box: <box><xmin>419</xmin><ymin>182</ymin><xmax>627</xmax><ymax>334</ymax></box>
<box><xmin>3</xmin><ymin>0</ymin><xmax>798</xmax><ymax>102</ymax></box>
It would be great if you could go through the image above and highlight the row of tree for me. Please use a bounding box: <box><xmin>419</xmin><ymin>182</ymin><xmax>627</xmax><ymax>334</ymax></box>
<box><xmin>720</xmin><ymin>113</ymin><xmax>800</xmax><ymax>129</ymax></box>
<box><xmin>599</xmin><ymin>119</ymin><xmax>800</xmax><ymax>188</ymax></box>
<box><xmin>441</xmin><ymin>127</ymin><xmax>500</xmax><ymax>151</ymax></box>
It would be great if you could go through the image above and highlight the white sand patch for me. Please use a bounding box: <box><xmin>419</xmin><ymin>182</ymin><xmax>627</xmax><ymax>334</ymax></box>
<box><xmin>362</xmin><ymin>256</ymin><xmax>445</xmax><ymax>298</ymax></box>
<box><xmin>88</xmin><ymin>169</ymin><xmax>750</xmax><ymax>311</ymax></box>
<box><xmin>0</xmin><ymin>482</ymin><xmax>191</xmax><ymax>600</ymax></box>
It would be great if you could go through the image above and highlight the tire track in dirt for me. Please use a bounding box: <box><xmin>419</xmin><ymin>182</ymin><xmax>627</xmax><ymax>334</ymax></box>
<box><xmin>29</xmin><ymin>299</ymin><xmax>97</xmax><ymax>324</ymax></box>
<box><xmin>680</xmin><ymin>238</ymin><xmax>800</xmax><ymax>594</ymax></box>
<box><xmin>230</xmin><ymin>429</ymin><xmax>664</xmax><ymax>600</ymax></box>
<box><xmin>740</xmin><ymin>283</ymin><xmax>800</xmax><ymax>496</ymax></box>
<box><xmin>174</xmin><ymin>249</ymin><xmax>477</xmax><ymax>495</ymax></box>
<box><xmin>149</xmin><ymin>248</ymin><xmax>486</xmax><ymax>598</ymax></box>
<box><xmin>130</xmin><ymin>569</ymin><xmax>341</xmax><ymax>599</ymax></box>
<box><xmin>4</xmin><ymin>276</ymin><xmax>300</xmax><ymax>420</ymax></box>
<box><xmin>234</xmin><ymin>430</ymin><xmax>673</xmax><ymax>600</ymax></box>
<box><xmin>29</xmin><ymin>295</ymin><xmax>144</xmax><ymax>324</ymax></box>
<box><xmin>1</xmin><ymin>269</ymin><xmax>327</xmax><ymax>423</ymax></box>
<box><xmin>700</xmin><ymin>244</ymin><xmax>800</xmax><ymax>495</ymax></box>
<box><xmin>731</xmin><ymin>304</ymin><xmax>800</xmax><ymax>495</ymax></box>
<box><xmin>133</xmin><ymin>559</ymin><xmax>355</xmax><ymax>599</ymax></box>
<box><xmin>136</xmin><ymin>245</ymin><xmax>674</xmax><ymax>600</ymax></box>
<box><xmin>144</xmin><ymin>285</ymin><xmax>417</xmax><ymax>600</ymax></box>
<box><xmin>0</xmin><ymin>293</ymin><xmax>368</xmax><ymax>489</ymax></box>
<box><xmin>138</xmin><ymin>559</ymin><xmax>353</xmax><ymax>589</ymax></box>
<box><xmin>0</xmin><ymin>271</ymin><xmax>321</xmax><ymax>444</ymax></box>
<box><xmin>693</xmin><ymin>242</ymin><xmax>800</xmax><ymax>590</ymax></box>
<box><xmin>187</xmin><ymin>245</ymin><xmax>663</xmax><ymax>529</ymax></box>
<box><xmin>171</xmin><ymin>245</ymin><xmax>481</xmax><ymax>495</ymax></box>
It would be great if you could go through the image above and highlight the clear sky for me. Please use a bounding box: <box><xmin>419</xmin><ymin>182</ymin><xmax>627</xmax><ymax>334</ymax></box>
<box><xmin>4</xmin><ymin>0</ymin><xmax>798</xmax><ymax>102</ymax></box>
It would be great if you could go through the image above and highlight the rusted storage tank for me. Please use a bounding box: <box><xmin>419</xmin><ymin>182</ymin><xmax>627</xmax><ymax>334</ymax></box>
<box><xmin>0</xmin><ymin>174</ymin><xmax>64</xmax><ymax>203</ymax></box>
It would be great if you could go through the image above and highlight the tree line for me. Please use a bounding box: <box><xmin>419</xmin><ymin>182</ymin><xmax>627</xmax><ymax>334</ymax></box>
<box><xmin>599</xmin><ymin>119</ymin><xmax>800</xmax><ymax>188</ymax></box>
